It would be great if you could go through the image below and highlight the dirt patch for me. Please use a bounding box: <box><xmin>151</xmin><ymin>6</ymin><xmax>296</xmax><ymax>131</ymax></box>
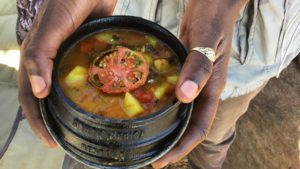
<box><xmin>223</xmin><ymin>60</ymin><xmax>300</xmax><ymax>169</ymax></box>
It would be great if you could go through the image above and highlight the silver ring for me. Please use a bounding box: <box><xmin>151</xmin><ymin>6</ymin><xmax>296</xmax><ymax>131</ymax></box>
<box><xmin>191</xmin><ymin>47</ymin><xmax>216</xmax><ymax>63</ymax></box>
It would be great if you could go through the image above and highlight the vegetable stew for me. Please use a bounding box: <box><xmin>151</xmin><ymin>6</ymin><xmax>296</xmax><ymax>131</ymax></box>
<box><xmin>58</xmin><ymin>29</ymin><xmax>181</xmax><ymax>119</ymax></box>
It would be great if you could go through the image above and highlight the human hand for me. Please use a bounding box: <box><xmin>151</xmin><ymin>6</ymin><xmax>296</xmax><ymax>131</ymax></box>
<box><xmin>152</xmin><ymin>0</ymin><xmax>248</xmax><ymax>168</ymax></box>
<box><xmin>18</xmin><ymin>0</ymin><xmax>116</xmax><ymax>147</ymax></box>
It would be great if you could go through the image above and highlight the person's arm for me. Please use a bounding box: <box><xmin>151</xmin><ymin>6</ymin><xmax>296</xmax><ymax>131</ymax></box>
<box><xmin>18</xmin><ymin>0</ymin><xmax>116</xmax><ymax>147</ymax></box>
<box><xmin>152</xmin><ymin>0</ymin><xmax>248</xmax><ymax>168</ymax></box>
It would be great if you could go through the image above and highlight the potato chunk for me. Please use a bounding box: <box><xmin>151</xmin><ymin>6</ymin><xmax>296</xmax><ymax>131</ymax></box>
<box><xmin>167</xmin><ymin>75</ymin><xmax>179</xmax><ymax>85</ymax></box>
<box><xmin>64</xmin><ymin>66</ymin><xmax>88</xmax><ymax>87</ymax></box>
<box><xmin>154</xmin><ymin>82</ymin><xmax>169</xmax><ymax>99</ymax></box>
<box><xmin>154</xmin><ymin>59</ymin><xmax>170</xmax><ymax>72</ymax></box>
<box><xmin>123</xmin><ymin>92</ymin><xmax>144</xmax><ymax>117</ymax></box>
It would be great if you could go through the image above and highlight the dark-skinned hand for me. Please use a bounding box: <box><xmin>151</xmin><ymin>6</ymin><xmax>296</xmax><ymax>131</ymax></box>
<box><xmin>18</xmin><ymin>0</ymin><xmax>116</xmax><ymax>147</ymax></box>
<box><xmin>152</xmin><ymin>0</ymin><xmax>248</xmax><ymax>168</ymax></box>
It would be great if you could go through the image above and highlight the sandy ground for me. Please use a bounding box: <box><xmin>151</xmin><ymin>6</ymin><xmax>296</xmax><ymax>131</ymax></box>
<box><xmin>152</xmin><ymin>59</ymin><xmax>300</xmax><ymax>169</ymax></box>
<box><xmin>223</xmin><ymin>60</ymin><xmax>300</xmax><ymax>169</ymax></box>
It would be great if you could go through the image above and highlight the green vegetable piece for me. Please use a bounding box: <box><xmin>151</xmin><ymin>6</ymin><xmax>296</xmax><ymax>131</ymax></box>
<box><xmin>95</xmin><ymin>33</ymin><xmax>114</xmax><ymax>43</ymax></box>
<box><xmin>154</xmin><ymin>59</ymin><xmax>170</xmax><ymax>72</ymax></box>
<box><xmin>146</xmin><ymin>35</ymin><xmax>158</xmax><ymax>47</ymax></box>
<box><xmin>123</xmin><ymin>92</ymin><xmax>144</xmax><ymax>117</ymax></box>
<box><xmin>64</xmin><ymin>66</ymin><xmax>88</xmax><ymax>87</ymax></box>
<box><xmin>167</xmin><ymin>75</ymin><xmax>179</xmax><ymax>85</ymax></box>
<box><xmin>154</xmin><ymin>82</ymin><xmax>169</xmax><ymax>99</ymax></box>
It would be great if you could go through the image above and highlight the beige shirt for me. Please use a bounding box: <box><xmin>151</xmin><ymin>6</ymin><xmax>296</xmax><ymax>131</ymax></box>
<box><xmin>113</xmin><ymin>0</ymin><xmax>300</xmax><ymax>99</ymax></box>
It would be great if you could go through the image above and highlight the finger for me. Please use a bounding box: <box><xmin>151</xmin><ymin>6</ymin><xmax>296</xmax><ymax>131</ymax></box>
<box><xmin>18</xmin><ymin>64</ymin><xmax>57</xmax><ymax>147</ymax></box>
<box><xmin>152</xmin><ymin>95</ymin><xmax>219</xmax><ymax>168</ymax></box>
<box><xmin>178</xmin><ymin>5</ymin><xmax>188</xmax><ymax>47</ymax></box>
<box><xmin>176</xmin><ymin>51</ymin><xmax>213</xmax><ymax>103</ymax></box>
<box><xmin>22</xmin><ymin>0</ymin><xmax>97</xmax><ymax>98</ymax></box>
<box><xmin>23</xmin><ymin>53</ymin><xmax>53</xmax><ymax>99</ymax></box>
<box><xmin>153</xmin><ymin>54</ymin><xmax>228</xmax><ymax>168</ymax></box>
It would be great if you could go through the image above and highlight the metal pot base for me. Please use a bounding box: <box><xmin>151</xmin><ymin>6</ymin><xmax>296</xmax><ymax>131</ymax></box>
<box><xmin>40</xmin><ymin>100</ymin><xmax>192</xmax><ymax>169</ymax></box>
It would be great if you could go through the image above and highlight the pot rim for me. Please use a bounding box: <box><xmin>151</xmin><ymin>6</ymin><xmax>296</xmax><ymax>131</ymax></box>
<box><xmin>52</xmin><ymin>16</ymin><xmax>187</xmax><ymax>123</ymax></box>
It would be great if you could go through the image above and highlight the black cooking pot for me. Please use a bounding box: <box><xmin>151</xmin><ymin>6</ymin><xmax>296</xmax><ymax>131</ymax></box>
<box><xmin>40</xmin><ymin>16</ymin><xmax>193</xmax><ymax>169</ymax></box>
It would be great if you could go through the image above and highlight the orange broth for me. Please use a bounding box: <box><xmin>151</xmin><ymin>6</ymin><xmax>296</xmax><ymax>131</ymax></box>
<box><xmin>58</xmin><ymin>29</ymin><xmax>180</xmax><ymax>119</ymax></box>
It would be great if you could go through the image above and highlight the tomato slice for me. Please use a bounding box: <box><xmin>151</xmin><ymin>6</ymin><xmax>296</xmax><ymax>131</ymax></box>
<box><xmin>89</xmin><ymin>46</ymin><xmax>149</xmax><ymax>94</ymax></box>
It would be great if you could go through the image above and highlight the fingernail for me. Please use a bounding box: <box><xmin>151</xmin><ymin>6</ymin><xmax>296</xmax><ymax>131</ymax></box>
<box><xmin>180</xmin><ymin>80</ymin><xmax>198</xmax><ymax>100</ymax></box>
<box><xmin>40</xmin><ymin>136</ymin><xmax>57</xmax><ymax>148</ymax></box>
<box><xmin>48</xmin><ymin>140</ymin><xmax>57</xmax><ymax>148</ymax></box>
<box><xmin>152</xmin><ymin>161</ymin><xmax>169</xmax><ymax>169</ymax></box>
<box><xmin>159</xmin><ymin>161</ymin><xmax>169</xmax><ymax>168</ymax></box>
<box><xmin>30</xmin><ymin>75</ymin><xmax>46</xmax><ymax>94</ymax></box>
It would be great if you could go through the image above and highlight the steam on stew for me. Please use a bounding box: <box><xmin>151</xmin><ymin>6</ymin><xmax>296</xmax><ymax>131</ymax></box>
<box><xmin>59</xmin><ymin>29</ymin><xmax>181</xmax><ymax>119</ymax></box>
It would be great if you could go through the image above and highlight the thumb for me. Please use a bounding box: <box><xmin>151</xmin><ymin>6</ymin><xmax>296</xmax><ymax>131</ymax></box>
<box><xmin>30</xmin><ymin>75</ymin><xmax>46</xmax><ymax>96</ymax></box>
<box><xmin>23</xmin><ymin>55</ymin><xmax>53</xmax><ymax>98</ymax></box>
<box><xmin>21</xmin><ymin>0</ymin><xmax>97</xmax><ymax>98</ymax></box>
<box><xmin>176</xmin><ymin>50</ymin><xmax>214</xmax><ymax>103</ymax></box>
<box><xmin>176</xmin><ymin>18</ymin><xmax>222</xmax><ymax>103</ymax></box>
